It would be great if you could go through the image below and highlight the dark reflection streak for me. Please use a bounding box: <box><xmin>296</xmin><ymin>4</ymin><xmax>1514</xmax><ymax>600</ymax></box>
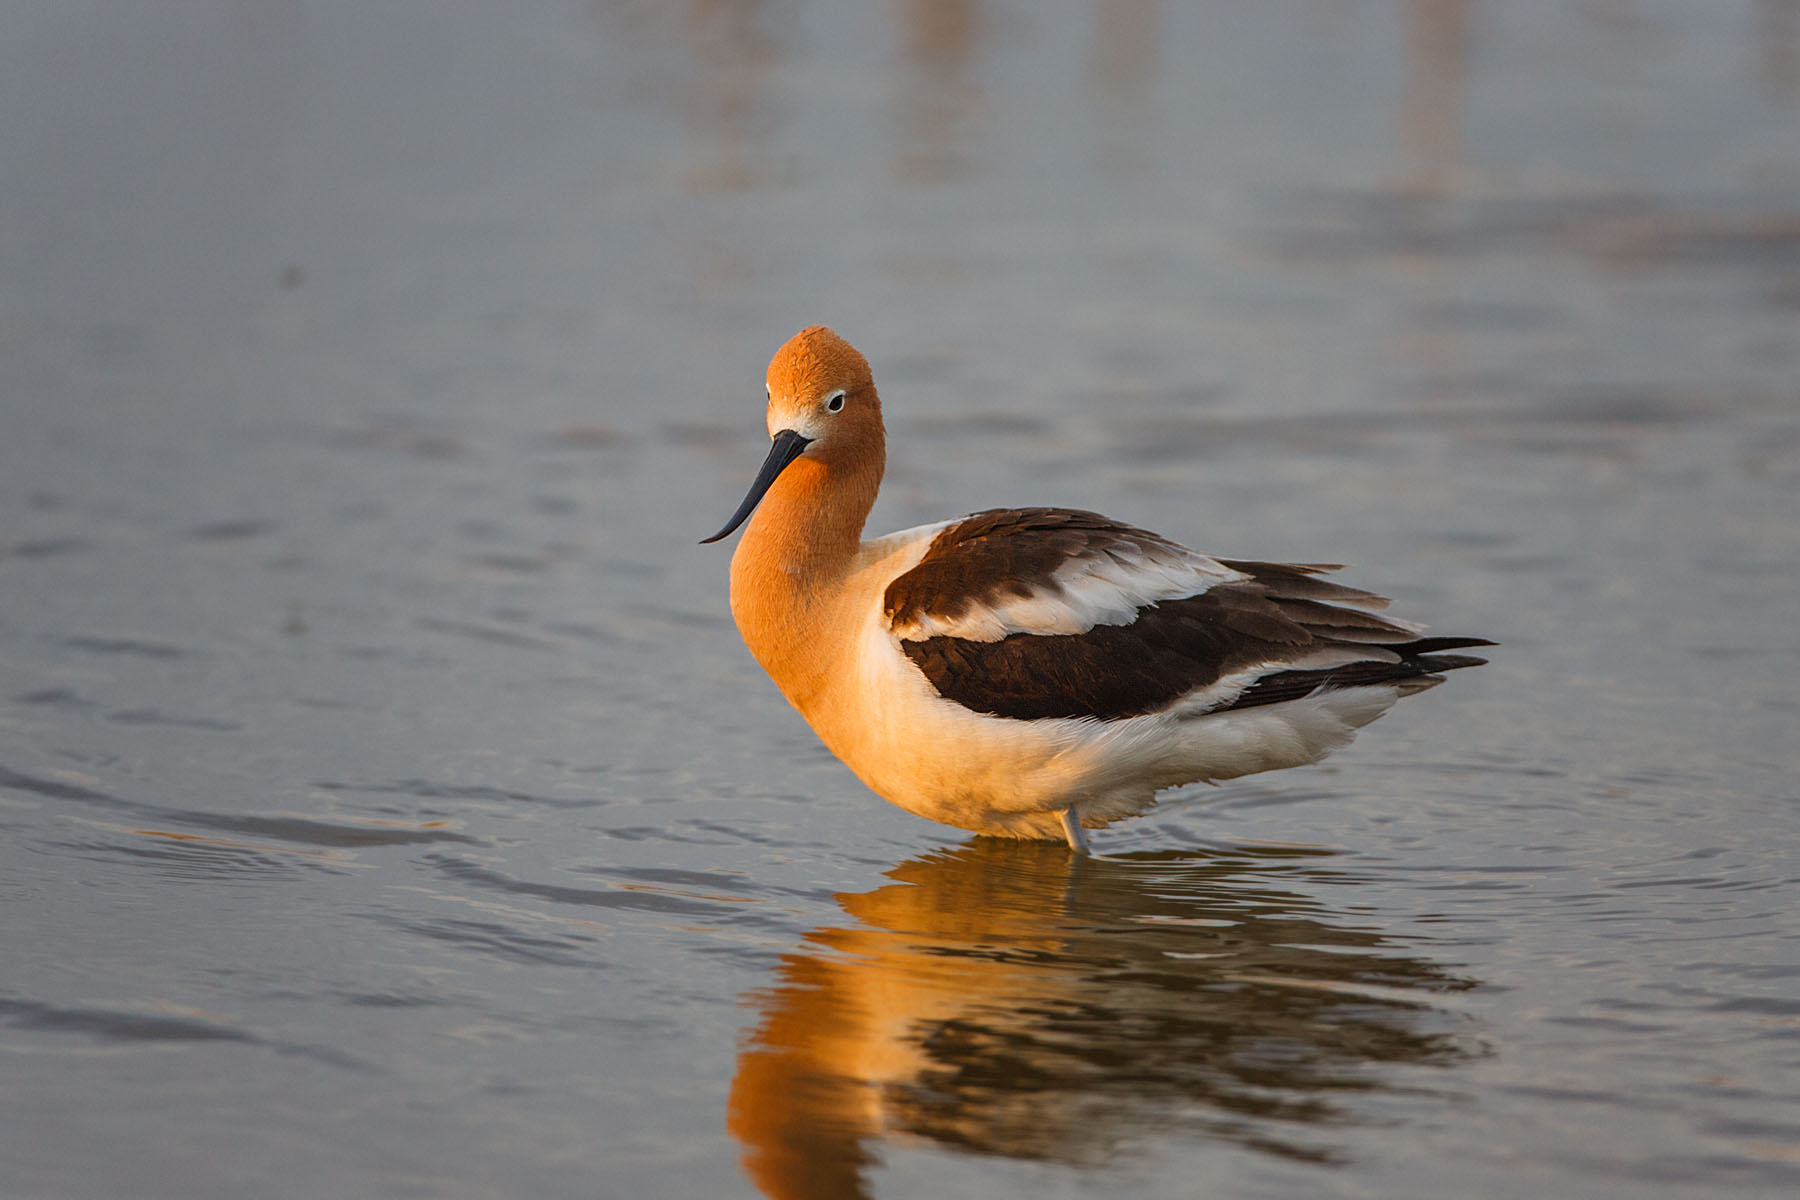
<box><xmin>730</xmin><ymin>842</ymin><xmax>1481</xmax><ymax>1199</ymax></box>
<box><xmin>0</xmin><ymin>997</ymin><xmax>369</xmax><ymax>1071</ymax></box>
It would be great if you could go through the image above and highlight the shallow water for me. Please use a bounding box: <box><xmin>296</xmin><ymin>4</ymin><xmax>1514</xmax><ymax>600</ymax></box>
<box><xmin>3</xmin><ymin>2</ymin><xmax>1799</xmax><ymax>1197</ymax></box>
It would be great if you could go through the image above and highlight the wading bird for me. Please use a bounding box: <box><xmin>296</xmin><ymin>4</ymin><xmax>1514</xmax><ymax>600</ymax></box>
<box><xmin>704</xmin><ymin>327</ymin><xmax>1490</xmax><ymax>852</ymax></box>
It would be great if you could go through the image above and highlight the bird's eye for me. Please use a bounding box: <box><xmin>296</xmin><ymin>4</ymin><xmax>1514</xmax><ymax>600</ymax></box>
<box><xmin>825</xmin><ymin>391</ymin><xmax>846</xmax><ymax>413</ymax></box>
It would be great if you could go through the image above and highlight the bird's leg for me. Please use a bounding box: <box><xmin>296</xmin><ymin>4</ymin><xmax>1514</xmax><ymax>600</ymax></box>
<box><xmin>1059</xmin><ymin>807</ymin><xmax>1091</xmax><ymax>855</ymax></box>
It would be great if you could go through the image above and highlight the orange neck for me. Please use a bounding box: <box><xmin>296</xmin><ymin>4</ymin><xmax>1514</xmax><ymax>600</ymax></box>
<box><xmin>727</xmin><ymin>432</ymin><xmax>884</xmax><ymax>707</ymax></box>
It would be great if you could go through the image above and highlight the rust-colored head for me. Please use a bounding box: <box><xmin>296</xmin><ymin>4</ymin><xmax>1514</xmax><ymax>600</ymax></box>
<box><xmin>762</xmin><ymin>326</ymin><xmax>880</xmax><ymax>444</ymax></box>
<box><xmin>702</xmin><ymin>326</ymin><xmax>886</xmax><ymax>545</ymax></box>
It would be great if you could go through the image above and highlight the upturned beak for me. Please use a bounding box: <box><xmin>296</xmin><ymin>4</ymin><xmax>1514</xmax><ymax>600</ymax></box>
<box><xmin>700</xmin><ymin>428</ymin><xmax>814</xmax><ymax>544</ymax></box>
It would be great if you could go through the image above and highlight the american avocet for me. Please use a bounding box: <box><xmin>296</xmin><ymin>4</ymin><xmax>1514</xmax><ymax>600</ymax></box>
<box><xmin>703</xmin><ymin>326</ymin><xmax>1491</xmax><ymax>852</ymax></box>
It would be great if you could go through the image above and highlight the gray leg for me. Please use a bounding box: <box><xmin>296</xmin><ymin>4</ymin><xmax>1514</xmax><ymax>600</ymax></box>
<box><xmin>1059</xmin><ymin>807</ymin><xmax>1091</xmax><ymax>855</ymax></box>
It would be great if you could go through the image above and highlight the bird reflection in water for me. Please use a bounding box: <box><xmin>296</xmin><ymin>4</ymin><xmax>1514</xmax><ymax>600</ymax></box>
<box><xmin>730</xmin><ymin>839</ymin><xmax>1481</xmax><ymax>1199</ymax></box>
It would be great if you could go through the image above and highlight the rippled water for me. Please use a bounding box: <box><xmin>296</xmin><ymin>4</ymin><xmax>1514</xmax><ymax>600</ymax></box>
<box><xmin>3</xmin><ymin>3</ymin><xmax>1799</xmax><ymax>1197</ymax></box>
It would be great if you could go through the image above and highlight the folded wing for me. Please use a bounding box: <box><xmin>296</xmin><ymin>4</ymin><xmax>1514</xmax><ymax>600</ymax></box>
<box><xmin>883</xmin><ymin>508</ymin><xmax>1491</xmax><ymax>722</ymax></box>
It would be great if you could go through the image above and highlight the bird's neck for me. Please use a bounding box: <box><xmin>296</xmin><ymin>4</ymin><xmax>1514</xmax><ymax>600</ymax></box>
<box><xmin>727</xmin><ymin>447</ymin><xmax>883</xmax><ymax>707</ymax></box>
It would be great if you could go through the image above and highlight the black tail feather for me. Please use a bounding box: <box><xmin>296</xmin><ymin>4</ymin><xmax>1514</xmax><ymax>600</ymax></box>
<box><xmin>1401</xmin><ymin>635</ymin><xmax>1498</xmax><ymax>655</ymax></box>
<box><xmin>1221</xmin><ymin>638</ymin><xmax>1492</xmax><ymax>712</ymax></box>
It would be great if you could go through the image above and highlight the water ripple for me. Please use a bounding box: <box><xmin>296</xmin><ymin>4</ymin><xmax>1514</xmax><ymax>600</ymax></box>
<box><xmin>1</xmin><ymin>536</ymin><xmax>91</xmax><ymax>560</ymax></box>
<box><xmin>0</xmin><ymin>995</ymin><xmax>367</xmax><ymax>1070</ymax></box>
<box><xmin>59</xmin><ymin>634</ymin><xmax>196</xmax><ymax>660</ymax></box>
<box><xmin>316</xmin><ymin>777</ymin><xmax>601</xmax><ymax>811</ymax></box>
<box><xmin>364</xmin><ymin>914</ymin><xmax>604</xmax><ymax>969</ymax></box>
<box><xmin>52</xmin><ymin>829</ymin><xmax>338</xmax><ymax>882</ymax></box>
<box><xmin>425</xmin><ymin>853</ymin><xmax>772</xmax><ymax>922</ymax></box>
<box><xmin>104</xmin><ymin>708</ymin><xmax>241</xmax><ymax>732</ymax></box>
<box><xmin>0</xmin><ymin>763</ymin><xmax>482</xmax><ymax>870</ymax></box>
<box><xmin>184</xmin><ymin>519</ymin><xmax>275</xmax><ymax>542</ymax></box>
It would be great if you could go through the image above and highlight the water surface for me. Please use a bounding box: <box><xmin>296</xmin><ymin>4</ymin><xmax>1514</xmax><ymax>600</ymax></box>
<box><xmin>2</xmin><ymin>3</ymin><xmax>1798</xmax><ymax>1197</ymax></box>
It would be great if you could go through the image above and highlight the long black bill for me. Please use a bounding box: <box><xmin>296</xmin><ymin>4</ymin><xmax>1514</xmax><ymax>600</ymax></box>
<box><xmin>700</xmin><ymin>428</ymin><xmax>814</xmax><ymax>544</ymax></box>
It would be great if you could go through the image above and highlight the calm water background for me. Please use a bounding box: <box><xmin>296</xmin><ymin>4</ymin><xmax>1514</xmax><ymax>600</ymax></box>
<box><xmin>3</xmin><ymin>3</ymin><xmax>1798</xmax><ymax>1197</ymax></box>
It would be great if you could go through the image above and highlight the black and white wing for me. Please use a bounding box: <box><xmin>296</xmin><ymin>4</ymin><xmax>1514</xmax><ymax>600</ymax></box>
<box><xmin>883</xmin><ymin>508</ymin><xmax>1491</xmax><ymax>722</ymax></box>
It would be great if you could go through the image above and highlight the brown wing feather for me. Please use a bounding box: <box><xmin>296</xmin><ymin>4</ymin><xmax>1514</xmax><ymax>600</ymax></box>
<box><xmin>890</xmin><ymin>518</ymin><xmax>1492</xmax><ymax>721</ymax></box>
<box><xmin>884</xmin><ymin>508</ymin><xmax>1185</xmax><ymax>632</ymax></box>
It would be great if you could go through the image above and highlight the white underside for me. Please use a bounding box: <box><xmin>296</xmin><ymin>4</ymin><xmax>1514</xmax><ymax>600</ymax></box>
<box><xmin>751</xmin><ymin>518</ymin><xmax>1434</xmax><ymax>843</ymax></box>
<box><xmin>798</xmin><ymin>597</ymin><xmax>1419</xmax><ymax>841</ymax></box>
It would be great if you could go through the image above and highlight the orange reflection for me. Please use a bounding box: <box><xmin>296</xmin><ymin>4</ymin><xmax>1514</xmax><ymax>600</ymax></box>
<box><xmin>1396</xmin><ymin>0</ymin><xmax>1470</xmax><ymax>198</ymax></box>
<box><xmin>1764</xmin><ymin>0</ymin><xmax>1800</xmax><ymax>98</ymax></box>
<box><xmin>891</xmin><ymin>0</ymin><xmax>985</xmax><ymax>184</ymax></box>
<box><xmin>1089</xmin><ymin>0</ymin><xmax>1160</xmax><ymax>179</ymax></box>
<box><xmin>1390</xmin><ymin>0</ymin><xmax>1473</xmax><ymax>402</ymax></box>
<box><xmin>730</xmin><ymin>840</ymin><xmax>1480</xmax><ymax>1198</ymax></box>
<box><xmin>671</xmin><ymin>0</ymin><xmax>781</xmax><ymax>196</ymax></box>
